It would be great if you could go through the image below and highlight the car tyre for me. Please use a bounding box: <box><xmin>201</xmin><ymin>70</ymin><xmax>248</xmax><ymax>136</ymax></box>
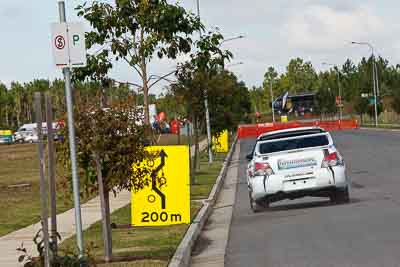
<box><xmin>249</xmin><ymin>191</ymin><xmax>267</xmax><ymax>213</ymax></box>
<box><xmin>330</xmin><ymin>188</ymin><xmax>350</xmax><ymax>204</ymax></box>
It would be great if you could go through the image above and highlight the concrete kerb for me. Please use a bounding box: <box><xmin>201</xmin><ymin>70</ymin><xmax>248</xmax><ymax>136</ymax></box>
<box><xmin>168</xmin><ymin>136</ymin><xmax>238</xmax><ymax>267</ymax></box>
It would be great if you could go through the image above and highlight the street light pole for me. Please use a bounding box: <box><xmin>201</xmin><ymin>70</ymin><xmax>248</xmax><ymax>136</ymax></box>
<box><xmin>226</xmin><ymin>62</ymin><xmax>244</xmax><ymax>68</ymax></box>
<box><xmin>322</xmin><ymin>62</ymin><xmax>343</xmax><ymax>120</ymax></box>
<box><xmin>351</xmin><ymin>41</ymin><xmax>379</xmax><ymax>127</ymax></box>
<box><xmin>270</xmin><ymin>79</ymin><xmax>275</xmax><ymax>123</ymax></box>
<box><xmin>196</xmin><ymin>0</ymin><xmax>213</xmax><ymax>164</ymax></box>
<box><xmin>220</xmin><ymin>35</ymin><xmax>245</xmax><ymax>45</ymax></box>
<box><xmin>337</xmin><ymin>70</ymin><xmax>342</xmax><ymax>120</ymax></box>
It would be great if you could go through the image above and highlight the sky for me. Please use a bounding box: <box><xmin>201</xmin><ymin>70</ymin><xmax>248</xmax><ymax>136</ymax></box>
<box><xmin>0</xmin><ymin>0</ymin><xmax>399</xmax><ymax>94</ymax></box>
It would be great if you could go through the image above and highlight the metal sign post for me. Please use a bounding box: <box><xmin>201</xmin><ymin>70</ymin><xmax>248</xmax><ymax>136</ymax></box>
<box><xmin>55</xmin><ymin>0</ymin><xmax>84</xmax><ymax>257</ymax></box>
<box><xmin>45</xmin><ymin>94</ymin><xmax>58</xmax><ymax>254</ymax></box>
<box><xmin>34</xmin><ymin>93</ymin><xmax>50</xmax><ymax>267</ymax></box>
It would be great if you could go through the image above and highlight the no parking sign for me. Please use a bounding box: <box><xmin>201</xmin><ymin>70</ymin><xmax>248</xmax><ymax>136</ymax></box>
<box><xmin>51</xmin><ymin>22</ymin><xmax>86</xmax><ymax>68</ymax></box>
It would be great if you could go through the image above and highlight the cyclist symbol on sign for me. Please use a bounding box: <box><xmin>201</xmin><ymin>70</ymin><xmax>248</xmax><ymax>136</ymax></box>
<box><xmin>55</xmin><ymin>35</ymin><xmax>66</xmax><ymax>50</ymax></box>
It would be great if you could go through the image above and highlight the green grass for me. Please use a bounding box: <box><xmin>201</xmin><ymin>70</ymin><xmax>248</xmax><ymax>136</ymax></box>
<box><xmin>156</xmin><ymin>134</ymin><xmax>205</xmax><ymax>146</ymax></box>
<box><xmin>0</xmin><ymin>144</ymin><xmax>40</xmax><ymax>235</ymax></box>
<box><xmin>1</xmin><ymin>137</ymin><xmax>228</xmax><ymax>265</ymax></box>
<box><xmin>361</xmin><ymin>123</ymin><xmax>400</xmax><ymax>129</ymax></box>
<box><xmin>0</xmin><ymin>144</ymin><xmax>93</xmax><ymax>236</ymax></box>
<box><xmin>61</xmin><ymin>202</ymin><xmax>202</xmax><ymax>266</ymax></box>
<box><xmin>0</xmin><ymin>136</ymin><xmax>205</xmax><ymax>237</ymax></box>
<box><xmin>60</xmin><ymin>150</ymin><xmax>227</xmax><ymax>266</ymax></box>
<box><xmin>97</xmin><ymin>261</ymin><xmax>166</xmax><ymax>267</ymax></box>
<box><xmin>191</xmin><ymin>152</ymin><xmax>227</xmax><ymax>200</ymax></box>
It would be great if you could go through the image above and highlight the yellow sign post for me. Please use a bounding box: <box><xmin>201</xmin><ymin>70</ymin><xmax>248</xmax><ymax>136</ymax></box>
<box><xmin>131</xmin><ymin>146</ymin><xmax>190</xmax><ymax>226</ymax></box>
<box><xmin>212</xmin><ymin>130</ymin><xmax>229</xmax><ymax>153</ymax></box>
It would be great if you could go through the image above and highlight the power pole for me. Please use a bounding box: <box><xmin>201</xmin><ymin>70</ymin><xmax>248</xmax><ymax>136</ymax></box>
<box><xmin>57</xmin><ymin>0</ymin><xmax>84</xmax><ymax>256</ymax></box>
<box><xmin>196</xmin><ymin>0</ymin><xmax>213</xmax><ymax>163</ymax></box>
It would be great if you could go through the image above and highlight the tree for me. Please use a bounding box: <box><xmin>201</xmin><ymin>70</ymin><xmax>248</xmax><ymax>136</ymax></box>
<box><xmin>156</xmin><ymin>92</ymin><xmax>186</xmax><ymax>119</ymax></box>
<box><xmin>262</xmin><ymin>66</ymin><xmax>279</xmax><ymax>113</ymax></box>
<box><xmin>392</xmin><ymin>87</ymin><xmax>400</xmax><ymax>114</ymax></box>
<box><xmin>314</xmin><ymin>70</ymin><xmax>340</xmax><ymax>117</ymax></box>
<box><xmin>263</xmin><ymin>66</ymin><xmax>278</xmax><ymax>86</ymax></box>
<box><xmin>282</xmin><ymin>58</ymin><xmax>317</xmax><ymax>93</ymax></box>
<box><xmin>10</xmin><ymin>82</ymin><xmax>24</xmax><ymax>127</ymax></box>
<box><xmin>207</xmin><ymin>71</ymin><xmax>251</xmax><ymax>134</ymax></box>
<box><xmin>249</xmin><ymin>86</ymin><xmax>265</xmax><ymax>114</ymax></box>
<box><xmin>341</xmin><ymin>59</ymin><xmax>359</xmax><ymax>102</ymax></box>
<box><xmin>0</xmin><ymin>83</ymin><xmax>10</xmax><ymax>128</ymax></box>
<box><xmin>171</xmin><ymin>29</ymin><xmax>232</xmax><ymax>170</ymax></box>
<box><xmin>76</xmin><ymin>0</ymin><xmax>203</xmax><ymax>126</ymax></box>
<box><xmin>57</xmin><ymin>99</ymin><xmax>153</xmax><ymax>261</ymax></box>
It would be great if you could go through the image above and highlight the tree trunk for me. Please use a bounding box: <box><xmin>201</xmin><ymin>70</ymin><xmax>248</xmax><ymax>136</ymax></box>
<box><xmin>99</xmin><ymin>86</ymin><xmax>108</xmax><ymax>109</ymax></box>
<box><xmin>177</xmin><ymin>116</ymin><xmax>181</xmax><ymax>145</ymax></box>
<box><xmin>140</xmin><ymin>29</ymin><xmax>151</xmax><ymax>128</ymax></box>
<box><xmin>188</xmin><ymin>121</ymin><xmax>194</xmax><ymax>186</ymax></box>
<box><xmin>95</xmin><ymin>153</ymin><xmax>112</xmax><ymax>262</ymax></box>
<box><xmin>5</xmin><ymin>104</ymin><xmax>9</xmax><ymax>127</ymax></box>
<box><xmin>16</xmin><ymin>96</ymin><xmax>21</xmax><ymax>126</ymax></box>
<box><xmin>192</xmin><ymin>113</ymin><xmax>199</xmax><ymax>178</ymax></box>
<box><xmin>142</xmin><ymin>62</ymin><xmax>150</xmax><ymax>127</ymax></box>
<box><xmin>193</xmin><ymin>115</ymin><xmax>200</xmax><ymax>171</ymax></box>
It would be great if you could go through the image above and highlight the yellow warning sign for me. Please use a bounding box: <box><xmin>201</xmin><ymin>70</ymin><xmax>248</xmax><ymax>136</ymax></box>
<box><xmin>213</xmin><ymin>130</ymin><xmax>229</xmax><ymax>153</ymax></box>
<box><xmin>131</xmin><ymin>146</ymin><xmax>190</xmax><ymax>226</ymax></box>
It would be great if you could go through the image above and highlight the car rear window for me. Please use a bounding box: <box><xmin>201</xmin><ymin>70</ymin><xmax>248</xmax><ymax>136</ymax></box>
<box><xmin>258</xmin><ymin>134</ymin><xmax>329</xmax><ymax>154</ymax></box>
<box><xmin>258</xmin><ymin>129</ymin><xmax>325</xmax><ymax>141</ymax></box>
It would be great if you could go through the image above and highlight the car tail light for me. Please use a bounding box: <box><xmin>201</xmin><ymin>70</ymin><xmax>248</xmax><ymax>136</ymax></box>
<box><xmin>254</xmin><ymin>162</ymin><xmax>274</xmax><ymax>176</ymax></box>
<box><xmin>322</xmin><ymin>152</ymin><xmax>343</xmax><ymax>168</ymax></box>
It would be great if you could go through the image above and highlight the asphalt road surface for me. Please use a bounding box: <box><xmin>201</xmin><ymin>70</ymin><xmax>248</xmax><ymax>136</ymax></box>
<box><xmin>226</xmin><ymin>129</ymin><xmax>400</xmax><ymax>267</ymax></box>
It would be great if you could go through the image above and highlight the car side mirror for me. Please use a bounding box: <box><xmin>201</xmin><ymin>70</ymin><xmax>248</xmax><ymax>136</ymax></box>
<box><xmin>246</xmin><ymin>153</ymin><xmax>253</xmax><ymax>161</ymax></box>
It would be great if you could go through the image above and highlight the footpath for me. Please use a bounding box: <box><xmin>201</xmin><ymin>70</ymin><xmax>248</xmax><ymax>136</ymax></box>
<box><xmin>0</xmin><ymin>139</ymin><xmax>208</xmax><ymax>267</ymax></box>
<box><xmin>189</xmin><ymin>142</ymin><xmax>240</xmax><ymax>267</ymax></box>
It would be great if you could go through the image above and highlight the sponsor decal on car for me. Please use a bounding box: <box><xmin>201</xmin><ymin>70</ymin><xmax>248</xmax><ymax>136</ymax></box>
<box><xmin>278</xmin><ymin>158</ymin><xmax>317</xmax><ymax>170</ymax></box>
<box><xmin>284</xmin><ymin>172</ymin><xmax>314</xmax><ymax>178</ymax></box>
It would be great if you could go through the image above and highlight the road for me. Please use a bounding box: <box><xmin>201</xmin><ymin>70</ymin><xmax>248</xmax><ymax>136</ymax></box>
<box><xmin>226</xmin><ymin>129</ymin><xmax>400</xmax><ymax>267</ymax></box>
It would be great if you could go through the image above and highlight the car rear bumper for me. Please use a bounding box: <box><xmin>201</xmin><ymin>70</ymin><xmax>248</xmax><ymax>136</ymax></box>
<box><xmin>249</xmin><ymin>166</ymin><xmax>349</xmax><ymax>201</ymax></box>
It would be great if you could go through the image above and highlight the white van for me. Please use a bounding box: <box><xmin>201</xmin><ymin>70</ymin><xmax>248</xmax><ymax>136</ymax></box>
<box><xmin>14</xmin><ymin>122</ymin><xmax>59</xmax><ymax>143</ymax></box>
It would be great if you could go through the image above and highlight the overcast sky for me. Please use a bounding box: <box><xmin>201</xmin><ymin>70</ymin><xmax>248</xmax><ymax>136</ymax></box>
<box><xmin>0</xmin><ymin>0</ymin><xmax>399</xmax><ymax>94</ymax></box>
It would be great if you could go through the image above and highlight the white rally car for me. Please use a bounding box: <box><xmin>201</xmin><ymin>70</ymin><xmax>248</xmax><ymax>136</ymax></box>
<box><xmin>246</xmin><ymin>127</ymin><xmax>350</xmax><ymax>212</ymax></box>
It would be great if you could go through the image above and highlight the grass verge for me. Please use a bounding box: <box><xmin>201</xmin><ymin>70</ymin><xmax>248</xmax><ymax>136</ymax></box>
<box><xmin>0</xmin><ymin>135</ymin><xmax>200</xmax><ymax>237</ymax></box>
<box><xmin>60</xmin><ymin>150</ymin><xmax>227</xmax><ymax>266</ymax></box>
<box><xmin>0</xmin><ymin>144</ymin><xmax>95</xmax><ymax>236</ymax></box>
<box><xmin>361</xmin><ymin>123</ymin><xmax>400</xmax><ymax>130</ymax></box>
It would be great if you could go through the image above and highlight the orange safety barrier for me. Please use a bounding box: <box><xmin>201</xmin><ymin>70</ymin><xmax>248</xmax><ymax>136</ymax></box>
<box><xmin>237</xmin><ymin>119</ymin><xmax>359</xmax><ymax>139</ymax></box>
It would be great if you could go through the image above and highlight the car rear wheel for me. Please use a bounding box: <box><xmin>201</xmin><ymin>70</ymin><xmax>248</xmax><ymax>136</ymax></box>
<box><xmin>330</xmin><ymin>188</ymin><xmax>350</xmax><ymax>204</ymax></box>
<box><xmin>249</xmin><ymin>191</ymin><xmax>269</xmax><ymax>213</ymax></box>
